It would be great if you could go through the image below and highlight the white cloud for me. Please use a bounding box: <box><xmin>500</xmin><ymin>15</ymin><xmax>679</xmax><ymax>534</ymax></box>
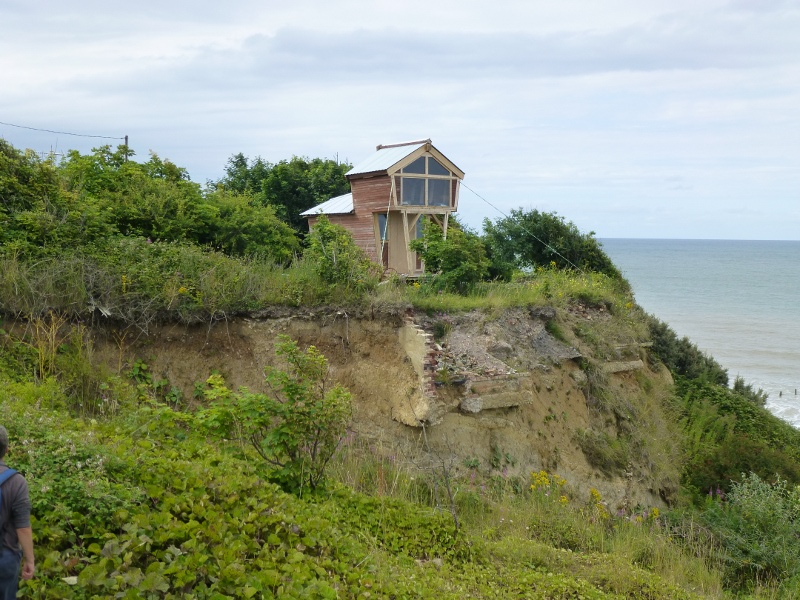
<box><xmin>1</xmin><ymin>0</ymin><xmax>798</xmax><ymax>239</ymax></box>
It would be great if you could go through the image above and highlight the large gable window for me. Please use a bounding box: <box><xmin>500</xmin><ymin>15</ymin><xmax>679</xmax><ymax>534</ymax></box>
<box><xmin>398</xmin><ymin>155</ymin><xmax>454</xmax><ymax>207</ymax></box>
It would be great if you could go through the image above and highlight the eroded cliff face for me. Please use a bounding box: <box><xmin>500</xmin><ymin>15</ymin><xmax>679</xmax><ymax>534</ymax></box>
<box><xmin>95</xmin><ymin>305</ymin><xmax>680</xmax><ymax>510</ymax></box>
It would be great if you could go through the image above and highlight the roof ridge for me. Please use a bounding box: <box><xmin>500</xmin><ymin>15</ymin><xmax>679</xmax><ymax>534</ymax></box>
<box><xmin>376</xmin><ymin>139</ymin><xmax>431</xmax><ymax>151</ymax></box>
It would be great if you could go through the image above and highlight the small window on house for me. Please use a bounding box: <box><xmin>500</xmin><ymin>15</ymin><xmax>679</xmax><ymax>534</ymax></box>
<box><xmin>378</xmin><ymin>214</ymin><xmax>388</xmax><ymax>240</ymax></box>
<box><xmin>428</xmin><ymin>179</ymin><xmax>450</xmax><ymax>206</ymax></box>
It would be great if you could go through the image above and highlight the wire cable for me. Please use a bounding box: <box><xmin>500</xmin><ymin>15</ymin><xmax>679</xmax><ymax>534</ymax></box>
<box><xmin>0</xmin><ymin>120</ymin><xmax>124</xmax><ymax>140</ymax></box>
<box><xmin>460</xmin><ymin>181</ymin><xmax>583</xmax><ymax>273</ymax></box>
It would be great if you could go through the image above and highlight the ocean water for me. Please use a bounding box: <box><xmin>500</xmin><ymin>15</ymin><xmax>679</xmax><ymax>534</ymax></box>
<box><xmin>600</xmin><ymin>239</ymin><xmax>800</xmax><ymax>427</ymax></box>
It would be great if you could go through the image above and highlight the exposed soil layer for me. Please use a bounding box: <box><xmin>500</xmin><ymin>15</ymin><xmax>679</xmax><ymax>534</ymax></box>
<box><xmin>92</xmin><ymin>305</ymin><xmax>677</xmax><ymax>510</ymax></box>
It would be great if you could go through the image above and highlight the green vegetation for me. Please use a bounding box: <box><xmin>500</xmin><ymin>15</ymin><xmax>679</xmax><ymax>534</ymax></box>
<box><xmin>410</xmin><ymin>218</ymin><xmax>489</xmax><ymax>293</ymax></box>
<box><xmin>3</xmin><ymin>137</ymin><xmax>800</xmax><ymax>597</ymax></box>
<box><xmin>647</xmin><ymin>316</ymin><xmax>728</xmax><ymax>385</ymax></box>
<box><xmin>483</xmin><ymin>208</ymin><xmax>623</xmax><ymax>280</ymax></box>
<box><xmin>302</xmin><ymin>216</ymin><xmax>381</xmax><ymax>294</ymax></box>
<box><xmin>218</xmin><ymin>153</ymin><xmax>351</xmax><ymax>231</ymax></box>
<box><xmin>197</xmin><ymin>335</ymin><xmax>352</xmax><ymax>494</ymax></box>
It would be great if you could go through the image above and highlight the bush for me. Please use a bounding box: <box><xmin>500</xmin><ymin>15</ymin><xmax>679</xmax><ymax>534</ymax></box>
<box><xmin>197</xmin><ymin>335</ymin><xmax>352</xmax><ymax>494</ymax></box>
<box><xmin>648</xmin><ymin>316</ymin><xmax>728</xmax><ymax>385</ymax></box>
<box><xmin>701</xmin><ymin>473</ymin><xmax>800</xmax><ymax>588</ymax></box>
<box><xmin>732</xmin><ymin>375</ymin><xmax>768</xmax><ymax>407</ymax></box>
<box><xmin>410</xmin><ymin>219</ymin><xmax>489</xmax><ymax>293</ymax></box>
<box><xmin>482</xmin><ymin>208</ymin><xmax>622</xmax><ymax>280</ymax></box>
<box><xmin>302</xmin><ymin>216</ymin><xmax>380</xmax><ymax>293</ymax></box>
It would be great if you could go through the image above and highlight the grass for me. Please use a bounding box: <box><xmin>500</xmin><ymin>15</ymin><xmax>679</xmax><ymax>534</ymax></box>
<box><xmin>1</xmin><ymin>249</ymin><xmax>633</xmax><ymax>327</ymax></box>
<box><xmin>328</xmin><ymin>439</ymin><xmax>726</xmax><ymax>598</ymax></box>
<box><xmin>401</xmin><ymin>269</ymin><xmax>630</xmax><ymax>314</ymax></box>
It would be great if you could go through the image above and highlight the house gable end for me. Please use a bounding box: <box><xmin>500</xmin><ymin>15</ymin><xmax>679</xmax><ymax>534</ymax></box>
<box><xmin>346</xmin><ymin>141</ymin><xmax>464</xmax><ymax>181</ymax></box>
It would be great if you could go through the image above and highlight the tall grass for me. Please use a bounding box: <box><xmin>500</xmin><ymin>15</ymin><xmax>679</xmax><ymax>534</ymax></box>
<box><xmin>404</xmin><ymin>269</ymin><xmax>631</xmax><ymax>313</ymax></box>
<box><xmin>327</xmin><ymin>441</ymin><xmax>727</xmax><ymax>598</ymax></box>
<box><xmin>0</xmin><ymin>242</ymin><xmax>377</xmax><ymax>327</ymax></box>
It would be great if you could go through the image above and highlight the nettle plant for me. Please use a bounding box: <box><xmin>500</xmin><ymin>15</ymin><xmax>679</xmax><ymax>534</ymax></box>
<box><xmin>197</xmin><ymin>335</ymin><xmax>351</xmax><ymax>494</ymax></box>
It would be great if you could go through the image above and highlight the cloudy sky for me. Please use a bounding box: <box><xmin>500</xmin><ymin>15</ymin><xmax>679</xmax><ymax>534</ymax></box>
<box><xmin>2</xmin><ymin>0</ymin><xmax>798</xmax><ymax>239</ymax></box>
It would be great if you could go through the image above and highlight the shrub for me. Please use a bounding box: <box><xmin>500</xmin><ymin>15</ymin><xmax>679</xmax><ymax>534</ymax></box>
<box><xmin>732</xmin><ymin>375</ymin><xmax>768</xmax><ymax>407</ymax></box>
<box><xmin>410</xmin><ymin>219</ymin><xmax>489</xmax><ymax>293</ymax></box>
<box><xmin>482</xmin><ymin>208</ymin><xmax>622</xmax><ymax>280</ymax></box>
<box><xmin>647</xmin><ymin>316</ymin><xmax>728</xmax><ymax>385</ymax></box>
<box><xmin>302</xmin><ymin>216</ymin><xmax>380</xmax><ymax>293</ymax></box>
<box><xmin>197</xmin><ymin>335</ymin><xmax>352</xmax><ymax>494</ymax></box>
<box><xmin>701</xmin><ymin>473</ymin><xmax>800</xmax><ymax>588</ymax></box>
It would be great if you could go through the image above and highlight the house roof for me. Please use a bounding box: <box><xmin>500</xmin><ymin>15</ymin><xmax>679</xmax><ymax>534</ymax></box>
<box><xmin>346</xmin><ymin>139</ymin><xmax>464</xmax><ymax>179</ymax></box>
<box><xmin>299</xmin><ymin>192</ymin><xmax>354</xmax><ymax>217</ymax></box>
<box><xmin>346</xmin><ymin>141</ymin><xmax>428</xmax><ymax>177</ymax></box>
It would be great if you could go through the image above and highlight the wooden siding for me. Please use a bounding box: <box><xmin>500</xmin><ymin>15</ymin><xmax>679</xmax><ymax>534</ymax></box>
<box><xmin>307</xmin><ymin>165</ymin><xmax>460</xmax><ymax>273</ymax></box>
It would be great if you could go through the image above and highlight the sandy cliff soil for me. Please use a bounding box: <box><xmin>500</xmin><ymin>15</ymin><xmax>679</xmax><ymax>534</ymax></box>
<box><xmin>93</xmin><ymin>304</ymin><xmax>679</xmax><ymax>511</ymax></box>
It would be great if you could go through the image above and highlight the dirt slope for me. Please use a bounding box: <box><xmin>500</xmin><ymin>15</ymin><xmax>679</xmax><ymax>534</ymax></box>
<box><xmin>95</xmin><ymin>304</ymin><xmax>680</xmax><ymax>510</ymax></box>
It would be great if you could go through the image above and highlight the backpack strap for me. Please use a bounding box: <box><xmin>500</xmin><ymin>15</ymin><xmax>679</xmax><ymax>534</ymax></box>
<box><xmin>0</xmin><ymin>469</ymin><xmax>16</xmax><ymax>487</ymax></box>
<box><xmin>0</xmin><ymin>469</ymin><xmax>18</xmax><ymax>531</ymax></box>
<box><xmin>0</xmin><ymin>469</ymin><xmax>18</xmax><ymax>517</ymax></box>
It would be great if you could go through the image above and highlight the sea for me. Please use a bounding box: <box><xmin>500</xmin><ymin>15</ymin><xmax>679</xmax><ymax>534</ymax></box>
<box><xmin>600</xmin><ymin>239</ymin><xmax>800</xmax><ymax>428</ymax></box>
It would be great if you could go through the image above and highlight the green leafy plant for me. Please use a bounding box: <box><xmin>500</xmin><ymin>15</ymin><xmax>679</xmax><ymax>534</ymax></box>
<box><xmin>701</xmin><ymin>473</ymin><xmax>800</xmax><ymax>589</ymax></box>
<box><xmin>302</xmin><ymin>215</ymin><xmax>380</xmax><ymax>293</ymax></box>
<box><xmin>198</xmin><ymin>335</ymin><xmax>352</xmax><ymax>493</ymax></box>
<box><xmin>482</xmin><ymin>208</ymin><xmax>623</xmax><ymax>280</ymax></box>
<box><xmin>410</xmin><ymin>219</ymin><xmax>489</xmax><ymax>294</ymax></box>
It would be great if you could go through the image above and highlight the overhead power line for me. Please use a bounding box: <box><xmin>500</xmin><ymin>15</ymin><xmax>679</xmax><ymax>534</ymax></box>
<box><xmin>460</xmin><ymin>181</ymin><xmax>583</xmax><ymax>273</ymax></box>
<box><xmin>0</xmin><ymin>120</ymin><xmax>124</xmax><ymax>140</ymax></box>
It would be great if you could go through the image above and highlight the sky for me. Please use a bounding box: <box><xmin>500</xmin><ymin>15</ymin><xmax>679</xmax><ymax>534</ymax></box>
<box><xmin>2</xmin><ymin>0</ymin><xmax>799</xmax><ymax>239</ymax></box>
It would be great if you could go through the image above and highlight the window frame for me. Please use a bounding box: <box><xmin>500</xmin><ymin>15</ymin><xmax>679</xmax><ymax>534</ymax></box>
<box><xmin>396</xmin><ymin>154</ymin><xmax>457</xmax><ymax>208</ymax></box>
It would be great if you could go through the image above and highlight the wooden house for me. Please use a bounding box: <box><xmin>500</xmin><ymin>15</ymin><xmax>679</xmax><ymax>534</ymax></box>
<box><xmin>301</xmin><ymin>139</ymin><xmax>464</xmax><ymax>276</ymax></box>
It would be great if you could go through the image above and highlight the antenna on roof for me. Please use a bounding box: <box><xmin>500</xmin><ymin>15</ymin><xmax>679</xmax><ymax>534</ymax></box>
<box><xmin>376</xmin><ymin>139</ymin><xmax>431</xmax><ymax>151</ymax></box>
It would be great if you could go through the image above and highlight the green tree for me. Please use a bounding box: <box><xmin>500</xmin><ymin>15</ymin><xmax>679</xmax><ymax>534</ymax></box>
<box><xmin>0</xmin><ymin>140</ymin><xmax>113</xmax><ymax>256</ymax></box>
<box><xmin>218</xmin><ymin>154</ymin><xmax>351</xmax><ymax>231</ymax></box>
<box><xmin>410</xmin><ymin>219</ymin><xmax>489</xmax><ymax>293</ymax></box>
<box><xmin>482</xmin><ymin>208</ymin><xmax>622</xmax><ymax>279</ymax></box>
<box><xmin>197</xmin><ymin>335</ymin><xmax>352</xmax><ymax>493</ymax></box>
<box><xmin>204</xmin><ymin>190</ymin><xmax>299</xmax><ymax>262</ymax></box>
<box><xmin>220</xmin><ymin>152</ymin><xmax>271</xmax><ymax>196</ymax></box>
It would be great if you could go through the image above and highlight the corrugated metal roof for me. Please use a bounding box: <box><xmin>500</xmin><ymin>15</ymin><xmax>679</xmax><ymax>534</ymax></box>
<box><xmin>346</xmin><ymin>142</ymin><xmax>427</xmax><ymax>177</ymax></box>
<box><xmin>300</xmin><ymin>193</ymin><xmax>354</xmax><ymax>217</ymax></box>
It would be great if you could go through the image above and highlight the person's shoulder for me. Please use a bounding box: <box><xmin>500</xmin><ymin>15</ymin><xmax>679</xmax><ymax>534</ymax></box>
<box><xmin>1</xmin><ymin>466</ymin><xmax>27</xmax><ymax>486</ymax></box>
